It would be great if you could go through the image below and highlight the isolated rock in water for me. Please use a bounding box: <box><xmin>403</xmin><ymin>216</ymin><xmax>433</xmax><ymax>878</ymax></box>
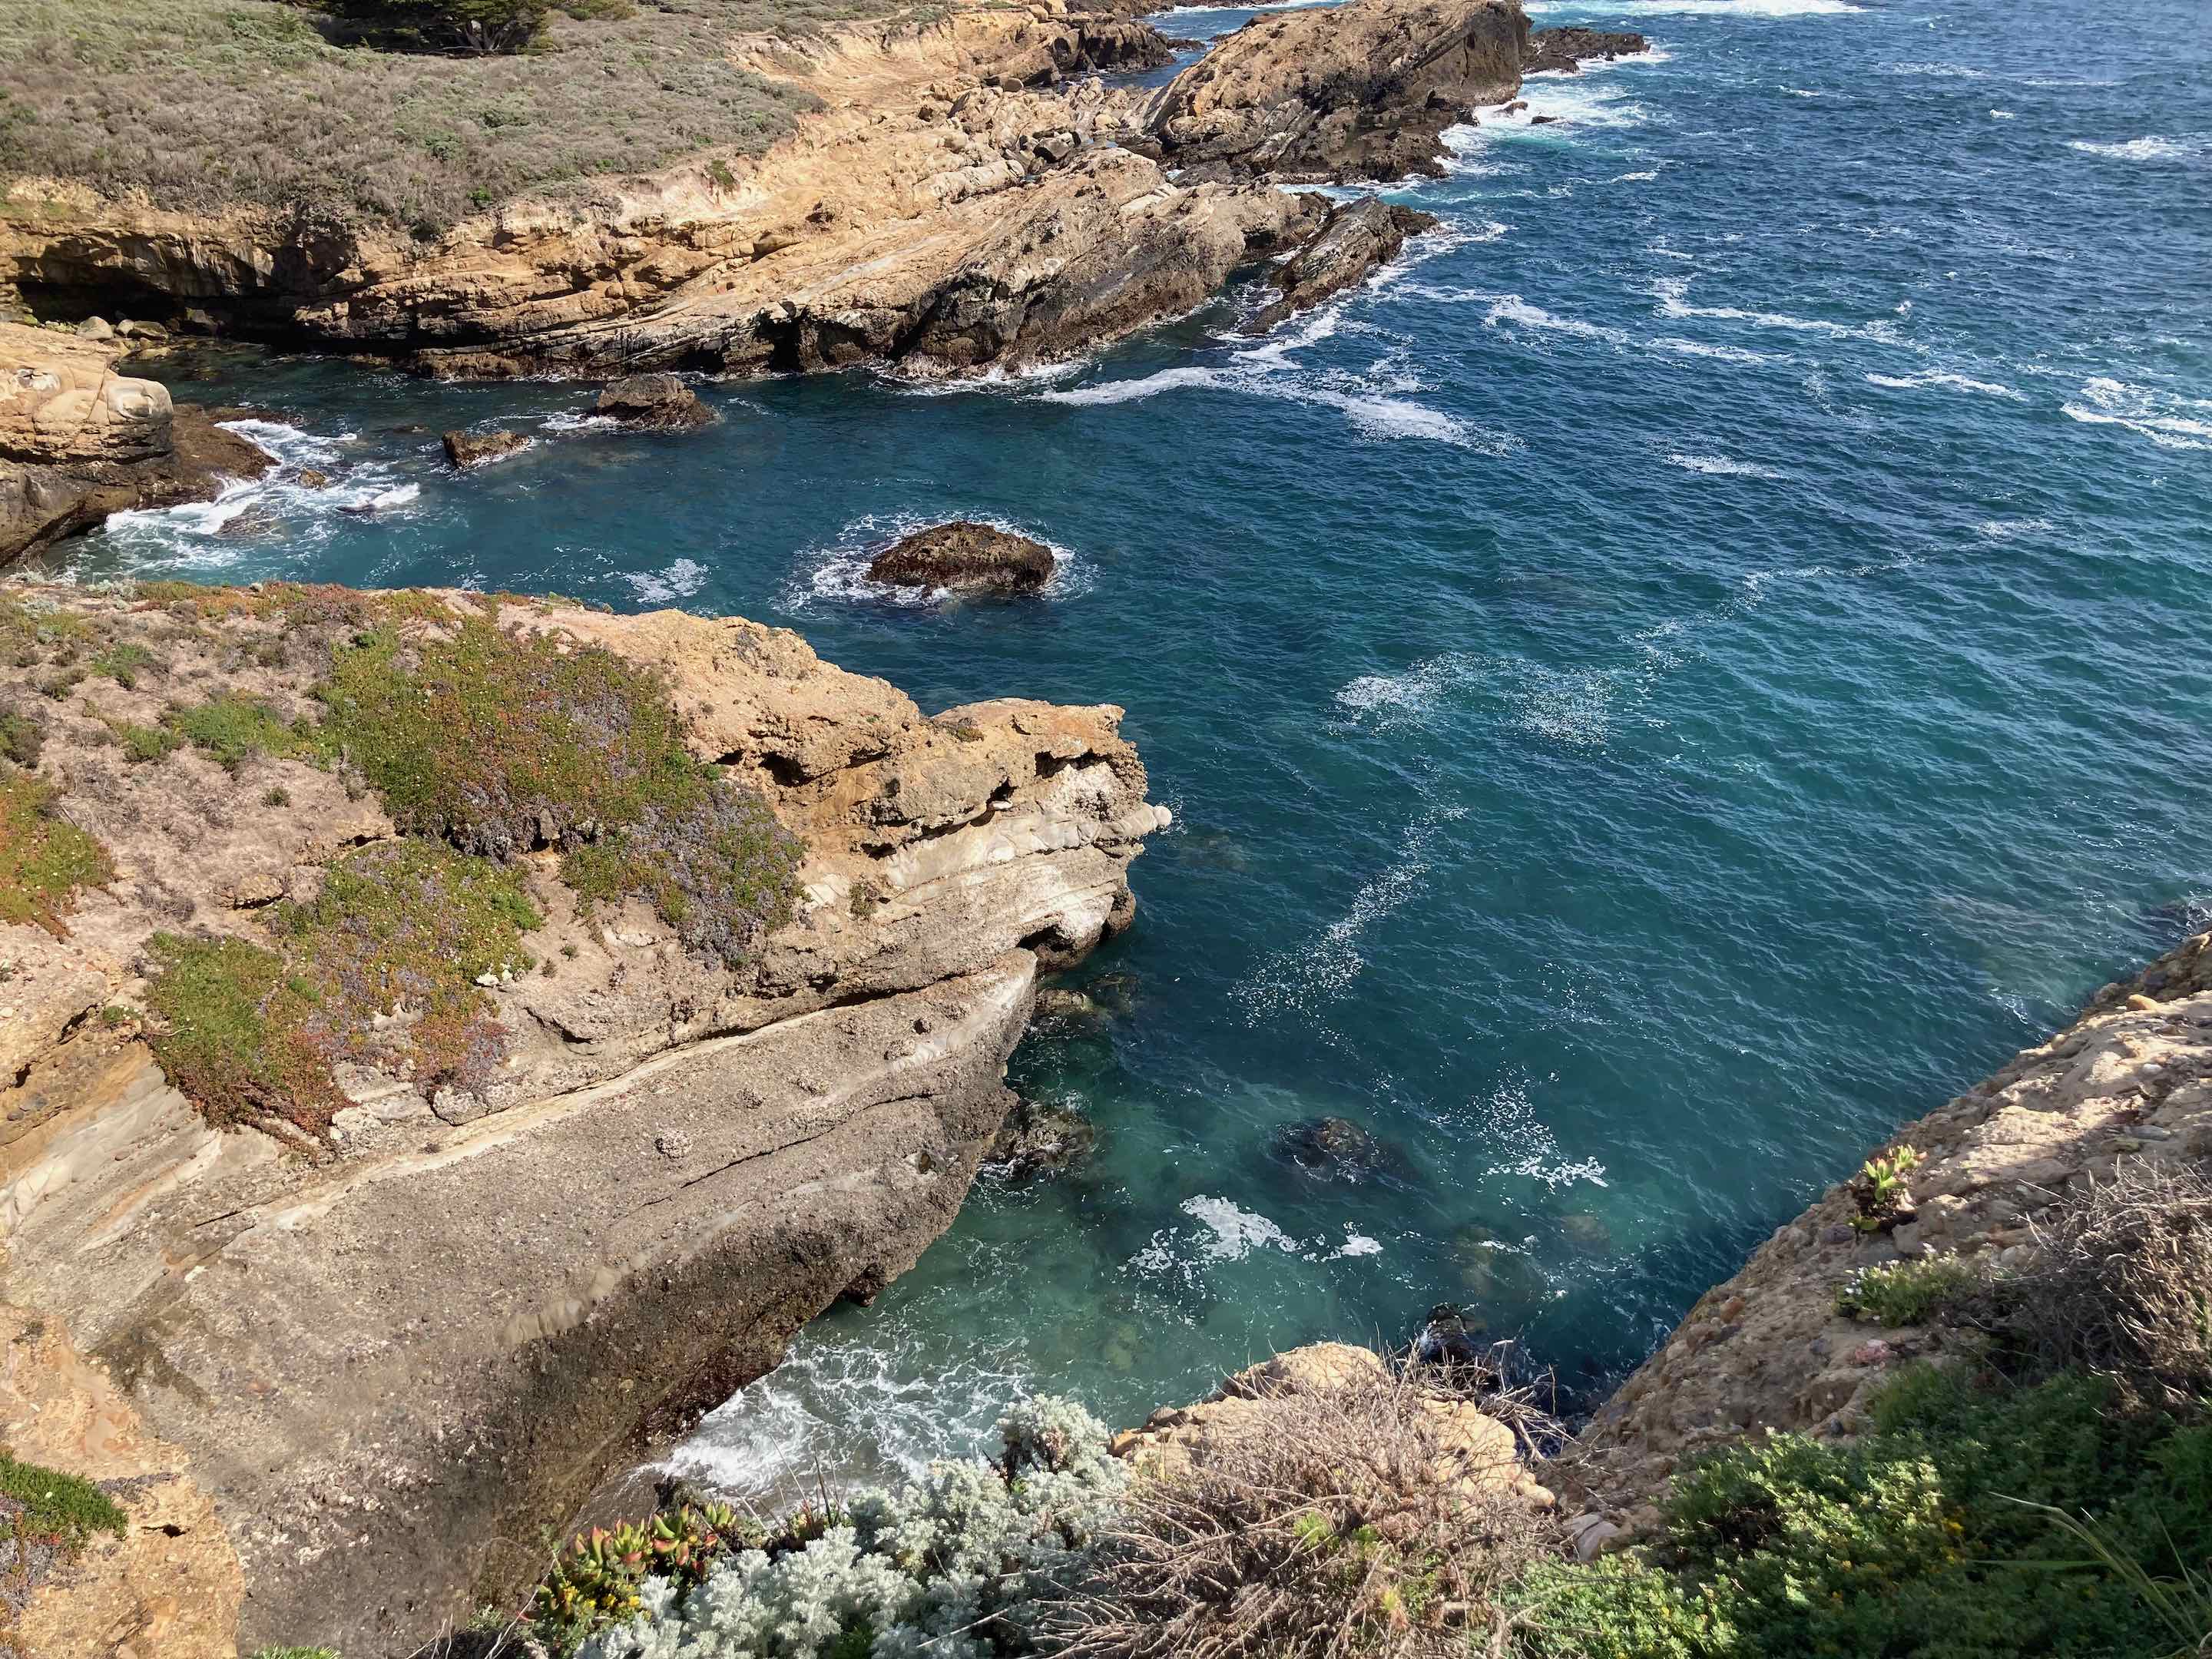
<box><xmin>1035</xmin><ymin>985</ymin><xmax>1105</xmax><ymax>1023</ymax></box>
<box><xmin>1137</xmin><ymin>0</ymin><xmax>1528</xmax><ymax>182</ymax></box>
<box><xmin>1273</xmin><ymin>1114</ymin><xmax>1394</xmax><ymax>1181</ymax></box>
<box><xmin>867</xmin><ymin>521</ymin><xmax>1056</xmax><ymax>593</ymax></box>
<box><xmin>593</xmin><ymin>372</ymin><xmax>716</xmax><ymax>429</ymax></box>
<box><xmin>986</xmin><ymin>1094</ymin><xmax>1098</xmax><ymax>1178</ymax></box>
<box><xmin>1524</xmin><ymin>26</ymin><xmax>1648</xmax><ymax>75</ymax></box>
<box><xmin>442</xmin><ymin>428</ymin><xmax>528</xmax><ymax>469</ymax></box>
<box><xmin>1412</xmin><ymin>1303</ymin><xmax>1505</xmax><ymax>1384</ymax></box>
<box><xmin>1247</xmin><ymin>199</ymin><xmax>1441</xmax><ymax>334</ymax></box>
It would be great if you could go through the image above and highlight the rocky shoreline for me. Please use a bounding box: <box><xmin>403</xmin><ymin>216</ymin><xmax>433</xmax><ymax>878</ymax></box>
<box><xmin>0</xmin><ymin>1</ymin><xmax>1644</xmax><ymax>394</ymax></box>
<box><xmin>0</xmin><ymin>580</ymin><xmax>1167</xmax><ymax>1653</ymax></box>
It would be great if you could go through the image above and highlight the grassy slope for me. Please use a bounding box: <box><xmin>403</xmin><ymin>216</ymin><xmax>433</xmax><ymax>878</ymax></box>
<box><xmin>0</xmin><ymin>0</ymin><xmax>909</xmax><ymax>233</ymax></box>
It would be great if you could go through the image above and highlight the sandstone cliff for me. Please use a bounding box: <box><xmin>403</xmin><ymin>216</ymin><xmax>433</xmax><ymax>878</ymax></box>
<box><xmin>1</xmin><ymin>322</ymin><xmax>268</xmax><ymax>565</ymax></box>
<box><xmin>0</xmin><ymin>580</ymin><xmax>1166</xmax><ymax>1655</ymax></box>
<box><xmin>1</xmin><ymin>0</ymin><xmax>1534</xmax><ymax>382</ymax></box>
<box><xmin>1572</xmin><ymin>931</ymin><xmax>2212</xmax><ymax>1524</ymax></box>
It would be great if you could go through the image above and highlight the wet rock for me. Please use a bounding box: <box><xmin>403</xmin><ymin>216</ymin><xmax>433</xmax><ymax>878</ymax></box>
<box><xmin>985</xmin><ymin>1094</ymin><xmax>1097</xmax><ymax>1178</ymax></box>
<box><xmin>1412</xmin><ymin>1303</ymin><xmax>1504</xmax><ymax>1382</ymax></box>
<box><xmin>1524</xmin><ymin>26</ymin><xmax>1648</xmax><ymax>75</ymax></box>
<box><xmin>298</xmin><ymin>469</ymin><xmax>330</xmax><ymax>488</ymax></box>
<box><xmin>866</xmin><ymin>521</ymin><xmax>1055</xmax><ymax>594</ymax></box>
<box><xmin>178</xmin><ymin>307</ymin><xmax>223</xmax><ymax>336</ymax></box>
<box><xmin>1246</xmin><ymin>199</ymin><xmax>1440</xmax><ymax>334</ymax></box>
<box><xmin>116</xmin><ymin>318</ymin><xmax>170</xmax><ymax>342</ymax></box>
<box><xmin>1272</xmin><ymin>1114</ymin><xmax>1394</xmax><ymax>1181</ymax></box>
<box><xmin>1034</xmin><ymin>986</ymin><xmax>1104</xmax><ymax>1023</ymax></box>
<box><xmin>1529</xmin><ymin>113</ymin><xmax>1560</xmax><ymax>125</ymax></box>
<box><xmin>1451</xmin><ymin>1222</ymin><xmax>1552</xmax><ymax>1312</ymax></box>
<box><xmin>592</xmin><ymin>372</ymin><xmax>716</xmax><ymax>429</ymax></box>
<box><xmin>442</xmin><ymin>429</ymin><xmax>528</xmax><ymax>469</ymax></box>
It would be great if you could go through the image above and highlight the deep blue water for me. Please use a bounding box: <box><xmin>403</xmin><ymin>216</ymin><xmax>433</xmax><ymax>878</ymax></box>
<box><xmin>46</xmin><ymin>0</ymin><xmax>2212</xmax><ymax>1497</ymax></box>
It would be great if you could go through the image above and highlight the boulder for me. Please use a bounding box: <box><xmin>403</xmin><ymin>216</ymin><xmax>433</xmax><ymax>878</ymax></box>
<box><xmin>442</xmin><ymin>428</ymin><xmax>529</xmax><ymax>469</ymax></box>
<box><xmin>866</xmin><ymin>521</ymin><xmax>1056</xmax><ymax>593</ymax></box>
<box><xmin>1246</xmin><ymin>198</ymin><xmax>1440</xmax><ymax>334</ymax></box>
<box><xmin>1524</xmin><ymin>26</ymin><xmax>1647</xmax><ymax>75</ymax></box>
<box><xmin>1271</xmin><ymin>1114</ymin><xmax>1396</xmax><ymax>1181</ymax></box>
<box><xmin>592</xmin><ymin>372</ymin><xmax>716</xmax><ymax>429</ymax></box>
<box><xmin>1137</xmin><ymin>0</ymin><xmax>1528</xmax><ymax>182</ymax></box>
<box><xmin>985</xmin><ymin>1094</ymin><xmax>1098</xmax><ymax>1178</ymax></box>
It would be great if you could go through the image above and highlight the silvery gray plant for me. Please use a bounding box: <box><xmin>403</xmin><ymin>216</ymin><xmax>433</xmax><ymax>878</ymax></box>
<box><xmin>580</xmin><ymin>1396</ymin><xmax>1127</xmax><ymax>1659</ymax></box>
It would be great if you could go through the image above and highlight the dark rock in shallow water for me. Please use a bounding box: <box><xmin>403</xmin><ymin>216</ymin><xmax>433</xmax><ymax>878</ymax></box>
<box><xmin>594</xmin><ymin>372</ymin><xmax>716</xmax><ymax>429</ymax></box>
<box><xmin>1412</xmin><ymin>1303</ymin><xmax>1507</xmax><ymax>1385</ymax></box>
<box><xmin>1034</xmin><ymin>986</ymin><xmax>1105</xmax><ymax>1024</ymax></box>
<box><xmin>1272</xmin><ymin>1114</ymin><xmax>1397</xmax><ymax>1182</ymax></box>
<box><xmin>867</xmin><ymin>521</ymin><xmax>1055</xmax><ymax>593</ymax></box>
<box><xmin>1524</xmin><ymin>26</ymin><xmax>1649</xmax><ymax>75</ymax></box>
<box><xmin>986</xmin><ymin>1095</ymin><xmax>1098</xmax><ymax>1178</ymax></box>
<box><xmin>442</xmin><ymin>429</ymin><xmax>528</xmax><ymax>469</ymax></box>
<box><xmin>1245</xmin><ymin>199</ymin><xmax>1440</xmax><ymax>336</ymax></box>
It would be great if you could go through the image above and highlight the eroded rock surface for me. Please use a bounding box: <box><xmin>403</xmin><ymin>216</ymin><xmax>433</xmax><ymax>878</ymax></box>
<box><xmin>1</xmin><ymin>323</ymin><xmax>270</xmax><ymax>565</ymax></box>
<box><xmin>0</xmin><ymin>583</ymin><xmax>1167</xmax><ymax>1655</ymax></box>
<box><xmin>1246</xmin><ymin>199</ymin><xmax>1439</xmax><ymax>334</ymax></box>
<box><xmin>594</xmin><ymin>372</ymin><xmax>716</xmax><ymax>429</ymax></box>
<box><xmin>1574</xmin><ymin>931</ymin><xmax>2212</xmax><ymax>1522</ymax></box>
<box><xmin>1524</xmin><ymin>26</ymin><xmax>1649</xmax><ymax>75</ymax></box>
<box><xmin>1137</xmin><ymin>0</ymin><xmax>1528</xmax><ymax>181</ymax></box>
<box><xmin>442</xmin><ymin>426</ymin><xmax>529</xmax><ymax>468</ymax></box>
<box><xmin>866</xmin><ymin>520</ymin><xmax>1057</xmax><ymax>592</ymax></box>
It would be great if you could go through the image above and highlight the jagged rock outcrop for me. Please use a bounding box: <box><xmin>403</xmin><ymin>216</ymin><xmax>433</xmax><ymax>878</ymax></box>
<box><xmin>867</xmin><ymin>521</ymin><xmax>1057</xmax><ymax>593</ymax></box>
<box><xmin>0</xmin><ymin>583</ymin><xmax>1168</xmax><ymax>1656</ymax></box>
<box><xmin>594</xmin><ymin>372</ymin><xmax>716</xmax><ymax>429</ymax></box>
<box><xmin>1</xmin><ymin>323</ymin><xmax>269</xmax><ymax>564</ymax></box>
<box><xmin>1137</xmin><ymin>0</ymin><xmax>1527</xmax><ymax>182</ymax></box>
<box><xmin>441</xmin><ymin>426</ymin><xmax>528</xmax><ymax>467</ymax></box>
<box><xmin>1524</xmin><ymin>26</ymin><xmax>1649</xmax><ymax>75</ymax></box>
<box><xmin>1572</xmin><ymin>932</ymin><xmax>2212</xmax><ymax>1524</ymax></box>
<box><xmin>1246</xmin><ymin>199</ymin><xmax>1439</xmax><ymax>334</ymax></box>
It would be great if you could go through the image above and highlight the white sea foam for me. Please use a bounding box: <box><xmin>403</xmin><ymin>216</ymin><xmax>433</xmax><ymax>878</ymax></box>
<box><xmin>1865</xmin><ymin>369</ymin><xmax>2027</xmax><ymax>401</ymax></box>
<box><xmin>1884</xmin><ymin>60</ymin><xmax>1986</xmax><ymax>78</ymax></box>
<box><xmin>93</xmin><ymin>419</ymin><xmax>421</xmax><ymax>565</ymax></box>
<box><xmin>541</xmin><ymin>410</ymin><xmax>621</xmax><ymax>433</ymax></box>
<box><xmin>1468</xmin><ymin>1077</ymin><xmax>1610</xmax><ymax>1191</ymax></box>
<box><xmin>667</xmin><ymin>1327</ymin><xmax>1035</xmax><ymax>1506</ymax></box>
<box><xmin>1650</xmin><ymin>274</ymin><xmax>1913</xmax><ymax>349</ymax></box>
<box><xmin>1990</xmin><ymin>109</ymin><xmax>2016</xmax><ymax>120</ymax></box>
<box><xmin>622</xmin><ymin>558</ymin><xmax>710</xmax><ymax>604</ymax></box>
<box><xmin>2061</xmin><ymin>376</ymin><xmax>2212</xmax><ymax>451</ymax></box>
<box><xmin>1528</xmin><ymin>0</ymin><xmax>1859</xmax><ymax>15</ymax></box>
<box><xmin>2066</xmin><ymin>134</ymin><xmax>2210</xmax><ymax>163</ymax></box>
<box><xmin>1975</xmin><ymin>516</ymin><xmax>2053</xmax><ymax>540</ymax></box>
<box><xmin>790</xmin><ymin>510</ymin><xmax>1081</xmax><ymax>610</ymax></box>
<box><xmin>1667</xmin><ymin>452</ymin><xmax>1783</xmax><ymax>478</ymax></box>
<box><xmin>1131</xmin><ymin>1200</ymin><xmax>1386</xmax><ymax>1277</ymax></box>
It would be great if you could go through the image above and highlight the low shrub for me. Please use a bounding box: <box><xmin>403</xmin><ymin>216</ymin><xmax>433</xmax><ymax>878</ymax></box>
<box><xmin>319</xmin><ymin>619</ymin><xmax>801</xmax><ymax>968</ymax></box>
<box><xmin>0</xmin><ymin>773</ymin><xmax>114</xmax><ymax>936</ymax></box>
<box><xmin>89</xmin><ymin>641</ymin><xmax>158</xmax><ymax>689</ymax></box>
<box><xmin>1833</xmin><ymin>1253</ymin><xmax>1982</xmax><ymax>1327</ymax></box>
<box><xmin>1994</xmin><ymin>1157</ymin><xmax>2212</xmax><ymax>1414</ymax></box>
<box><xmin>164</xmin><ymin>692</ymin><xmax>333</xmax><ymax>772</ymax></box>
<box><xmin>145</xmin><ymin>841</ymin><xmax>541</xmax><ymax>1139</ymax></box>
<box><xmin>562</xmin><ymin>1397</ymin><xmax>1128</xmax><ymax>1659</ymax></box>
<box><xmin>0</xmin><ymin>702</ymin><xmax>45</xmax><ymax>768</ymax></box>
<box><xmin>1048</xmin><ymin>1368</ymin><xmax>1558</xmax><ymax>1658</ymax></box>
<box><xmin>1508</xmin><ymin>1366</ymin><xmax>2212</xmax><ymax>1659</ymax></box>
<box><xmin>0</xmin><ymin>1450</ymin><xmax>128</xmax><ymax>1550</ymax></box>
<box><xmin>1849</xmin><ymin>1144</ymin><xmax>1922</xmax><ymax>1233</ymax></box>
<box><xmin>118</xmin><ymin>722</ymin><xmax>184</xmax><ymax>764</ymax></box>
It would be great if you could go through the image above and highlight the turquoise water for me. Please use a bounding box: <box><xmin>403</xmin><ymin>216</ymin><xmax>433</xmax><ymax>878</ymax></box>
<box><xmin>48</xmin><ymin>0</ymin><xmax>2212</xmax><ymax>1498</ymax></box>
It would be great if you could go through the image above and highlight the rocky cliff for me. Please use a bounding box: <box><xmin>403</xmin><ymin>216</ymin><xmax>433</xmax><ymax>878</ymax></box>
<box><xmin>1571</xmin><ymin>931</ymin><xmax>2212</xmax><ymax>1525</ymax></box>
<box><xmin>1</xmin><ymin>0</ymin><xmax>1534</xmax><ymax>382</ymax></box>
<box><xmin>0</xmin><ymin>580</ymin><xmax>1166</xmax><ymax>1655</ymax></box>
<box><xmin>1</xmin><ymin>322</ymin><xmax>267</xmax><ymax>565</ymax></box>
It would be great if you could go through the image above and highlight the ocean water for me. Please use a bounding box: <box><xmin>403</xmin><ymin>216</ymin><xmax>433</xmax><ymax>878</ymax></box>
<box><xmin>39</xmin><ymin>0</ymin><xmax>2212</xmax><ymax>1504</ymax></box>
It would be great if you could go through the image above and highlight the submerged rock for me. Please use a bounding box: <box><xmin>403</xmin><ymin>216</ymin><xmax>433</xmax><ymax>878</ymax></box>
<box><xmin>1272</xmin><ymin>1114</ymin><xmax>1398</xmax><ymax>1182</ymax></box>
<box><xmin>1247</xmin><ymin>199</ymin><xmax>1441</xmax><ymax>335</ymax></box>
<box><xmin>593</xmin><ymin>373</ymin><xmax>716</xmax><ymax>429</ymax></box>
<box><xmin>442</xmin><ymin>428</ymin><xmax>528</xmax><ymax>469</ymax></box>
<box><xmin>985</xmin><ymin>1094</ymin><xmax>1098</xmax><ymax>1178</ymax></box>
<box><xmin>867</xmin><ymin>522</ymin><xmax>1055</xmax><ymax>594</ymax></box>
<box><xmin>1524</xmin><ymin>26</ymin><xmax>1648</xmax><ymax>75</ymax></box>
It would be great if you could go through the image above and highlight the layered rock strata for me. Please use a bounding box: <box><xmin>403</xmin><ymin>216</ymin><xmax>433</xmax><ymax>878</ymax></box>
<box><xmin>0</xmin><ymin>584</ymin><xmax>1167</xmax><ymax>1655</ymax></box>
<box><xmin>1</xmin><ymin>323</ymin><xmax>268</xmax><ymax>565</ymax></box>
<box><xmin>1573</xmin><ymin>931</ymin><xmax>2212</xmax><ymax>1521</ymax></box>
<box><xmin>1135</xmin><ymin>0</ymin><xmax>1528</xmax><ymax>181</ymax></box>
<box><xmin>1523</xmin><ymin>27</ymin><xmax>1650</xmax><ymax>75</ymax></box>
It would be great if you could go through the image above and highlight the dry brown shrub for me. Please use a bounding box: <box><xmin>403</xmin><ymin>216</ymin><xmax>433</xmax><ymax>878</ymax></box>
<box><xmin>2005</xmin><ymin>1155</ymin><xmax>2212</xmax><ymax>1413</ymax></box>
<box><xmin>1042</xmin><ymin>1367</ymin><xmax>1563</xmax><ymax>1659</ymax></box>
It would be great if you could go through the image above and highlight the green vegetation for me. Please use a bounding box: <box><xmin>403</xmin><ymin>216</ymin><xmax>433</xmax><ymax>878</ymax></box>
<box><xmin>1834</xmin><ymin>1254</ymin><xmax>1984</xmax><ymax>1327</ymax></box>
<box><xmin>316</xmin><ymin>0</ymin><xmax>624</xmax><ymax>56</ymax></box>
<box><xmin>1850</xmin><ymin>1144</ymin><xmax>1923</xmax><ymax>1233</ymax></box>
<box><xmin>1508</xmin><ymin>1367</ymin><xmax>2212</xmax><ymax>1659</ymax></box>
<box><xmin>320</xmin><ymin>618</ymin><xmax>801</xmax><ymax>966</ymax></box>
<box><xmin>145</xmin><ymin>842</ymin><xmax>541</xmax><ymax>1140</ymax></box>
<box><xmin>0</xmin><ymin>1449</ymin><xmax>127</xmax><ymax>1551</ymax></box>
<box><xmin>0</xmin><ymin>703</ymin><xmax>44</xmax><ymax>768</ymax></box>
<box><xmin>88</xmin><ymin>641</ymin><xmax>158</xmax><ymax>688</ymax></box>
<box><xmin>0</xmin><ymin>0</ymin><xmax>850</xmax><ymax>233</ymax></box>
<box><xmin>0</xmin><ymin>773</ymin><xmax>113</xmax><ymax>936</ymax></box>
<box><xmin>248</xmin><ymin>1649</ymin><xmax>343</xmax><ymax>1659</ymax></box>
<box><xmin>535</xmin><ymin>1501</ymin><xmax>759</xmax><ymax>1647</ymax></box>
<box><xmin>164</xmin><ymin>691</ymin><xmax>333</xmax><ymax>772</ymax></box>
<box><xmin>117</xmin><ymin>721</ymin><xmax>184</xmax><ymax>763</ymax></box>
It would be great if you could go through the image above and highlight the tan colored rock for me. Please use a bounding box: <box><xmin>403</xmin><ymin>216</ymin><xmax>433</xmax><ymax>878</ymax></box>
<box><xmin>1137</xmin><ymin>0</ymin><xmax>1528</xmax><ymax>182</ymax></box>
<box><xmin>0</xmin><ymin>581</ymin><xmax>1166</xmax><ymax>1655</ymax></box>
<box><xmin>1574</xmin><ymin>929</ymin><xmax>2212</xmax><ymax>1518</ymax></box>
<box><xmin>0</xmin><ymin>1301</ymin><xmax>243</xmax><ymax>1659</ymax></box>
